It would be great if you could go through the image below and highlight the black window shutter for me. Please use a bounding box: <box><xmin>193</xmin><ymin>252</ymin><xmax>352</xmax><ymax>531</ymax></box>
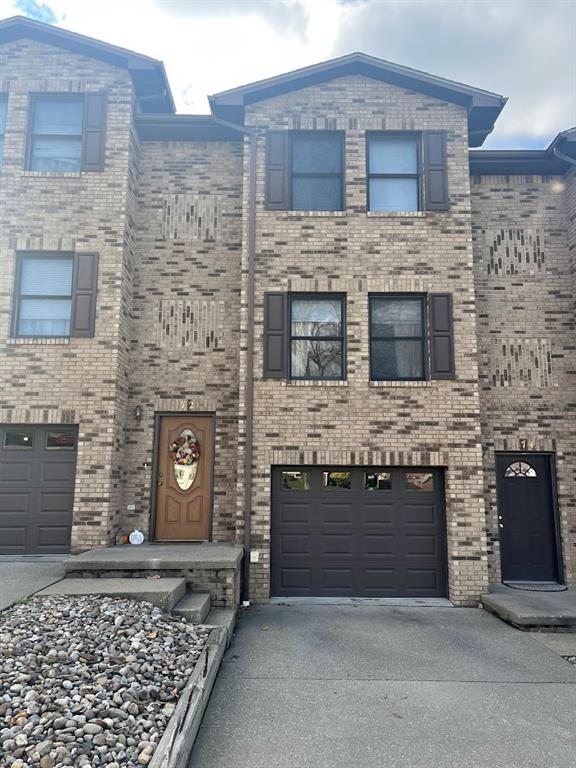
<box><xmin>423</xmin><ymin>131</ymin><xmax>449</xmax><ymax>211</ymax></box>
<box><xmin>429</xmin><ymin>293</ymin><xmax>455</xmax><ymax>379</ymax></box>
<box><xmin>71</xmin><ymin>253</ymin><xmax>99</xmax><ymax>337</ymax></box>
<box><xmin>81</xmin><ymin>92</ymin><xmax>107</xmax><ymax>171</ymax></box>
<box><xmin>263</xmin><ymin>292</ymin><xmax>287</xmax><ymax>378</ymax></box>
<box><xmin>265</xmin><ymin>131</ymin><xmax>290</xmax><ymax>210</ymax></box>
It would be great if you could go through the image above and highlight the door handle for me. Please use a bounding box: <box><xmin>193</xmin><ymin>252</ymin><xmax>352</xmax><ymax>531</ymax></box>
<box><xmin>157</xmin><ymin>481</ymin><xmax>163</xmax><ymax>486</ymax></box>
<box><xmin>499</xmin><ymin>523</ymin><xmax>504</xmax><ymax>528</ymax></box>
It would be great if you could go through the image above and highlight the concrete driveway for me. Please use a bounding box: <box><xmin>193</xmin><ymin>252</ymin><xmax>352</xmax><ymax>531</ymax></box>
<box><xmin>189</xmin><ymin>604</ymin><xmax>576</xmax><ymax>768</ymax></box>
<box><xmin>0</xmin><ymin>560</ymin><xmax>65</xmax><ymax>611</ymax></box>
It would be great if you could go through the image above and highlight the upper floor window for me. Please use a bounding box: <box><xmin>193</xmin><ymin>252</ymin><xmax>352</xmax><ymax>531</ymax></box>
<box><xmin>370</xmin><ymin>295</ymin><xmax>426</xmax><ymax>380</ymax></box>
<box><xmin>26</xmin><ymin>93</ymin><xmax>107</xmax><ymax>173</ymax></box>
<box><xmin>264</xmin><ymin>131</ymin><xmax>344</xmax><ymax>211</ymax></box>
<box><xmin>0</xmin><ymin>96</ymin><xmax>7</xmax><ymax>165</ymax></box>
<box><xmin>28</xmin><ymin>97</ymin><xmax>84</xmax><ymax>172</ymax></box>
<box><xmin>367</xmin><ymin>134</ymin><xmax>420</xmax><ymax>212</ymax></box>
<box><xmin>13</xmin><ymin>252</ymin><xmax>99</xmax><ymax>338</ymax></box>
<box><xmin>290</xmin><ymin>294</ymin><xmax>345</xmax><ymax>379</ymax></box>
<box><xmin>291</xmin><ymin>133</ymin><xmax>344</xmax><ymax>211</ymax></box>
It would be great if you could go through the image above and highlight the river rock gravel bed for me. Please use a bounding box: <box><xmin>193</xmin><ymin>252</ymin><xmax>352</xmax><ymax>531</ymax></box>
<box><xmin>0</xmin><ymin>595</ymin><xmax>209</xmax><ymax>767</ymax></box>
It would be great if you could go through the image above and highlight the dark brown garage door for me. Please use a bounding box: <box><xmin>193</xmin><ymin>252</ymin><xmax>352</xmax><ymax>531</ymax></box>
<box><xmin>0</xmin><ymin>425</ymin><xmax>78</xmax><ymax>555</ymax></box>
<box><xmin>271</xmin><ymin>467</ymin><xmax>447</xmax><ymax>598</ymax></box>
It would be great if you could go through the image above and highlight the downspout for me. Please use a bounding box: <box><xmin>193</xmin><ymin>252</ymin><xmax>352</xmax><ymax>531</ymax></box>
<box><xmin>210</xmin><ymin>112</ymin><xmax>257</xmax><ymax>604</ymax></box>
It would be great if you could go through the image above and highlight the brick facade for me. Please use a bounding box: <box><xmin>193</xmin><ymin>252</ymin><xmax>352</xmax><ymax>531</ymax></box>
<box><xmin>1</xmin><ymin>26</ymin><xmax>575</xmax><ymax>606</ymax></box>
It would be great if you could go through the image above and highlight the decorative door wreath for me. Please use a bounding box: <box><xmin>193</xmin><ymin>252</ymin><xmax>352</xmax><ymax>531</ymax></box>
<box><xmin>169</xmin><ymin>429</ymin><xmax>201</xmax><ymax>490</ymax></box>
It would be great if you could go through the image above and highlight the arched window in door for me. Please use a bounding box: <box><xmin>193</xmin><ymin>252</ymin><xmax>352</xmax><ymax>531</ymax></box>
<box><xmin>504</xmin><ymin>461</ymin><xmax>537</xmax><ymax>478</ymax></box>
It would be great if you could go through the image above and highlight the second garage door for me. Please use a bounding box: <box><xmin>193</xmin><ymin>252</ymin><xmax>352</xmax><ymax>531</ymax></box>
<box><xmin>0</xmin><ymin>425</ymin><xmax>78</xmax><ymax>555</ymax></box>
<box><xmin>271</xmin><ymin>466</ymin><xmax>447</xmax><ymax>598</ymax></box>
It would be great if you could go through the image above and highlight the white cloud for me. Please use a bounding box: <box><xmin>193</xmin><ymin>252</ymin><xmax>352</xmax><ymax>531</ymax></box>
<box><xmin>0</xmin><ymin>0</ymin><xmax>573</xmax><ymax>146</ymax></box>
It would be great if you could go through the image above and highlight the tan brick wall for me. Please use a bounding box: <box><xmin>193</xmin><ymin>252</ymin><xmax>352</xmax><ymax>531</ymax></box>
<box><xmin>121</xmin><ymin>139</ymin><xmax>244</xmax><ymax>541</ymax></box>
<box><xmin>471</xmin><ymin>173</ymin><xmax>576</xmax><ymax>583</ymax></box>
<box><xmin>0</xmin><ymin>38</ymin><xmax>136</xmax><ymax>551</ymax></box>
<box><xmin>237</xmin><ymin>76</ymin><xmax>488</xmax><ymax>605</ymax></box>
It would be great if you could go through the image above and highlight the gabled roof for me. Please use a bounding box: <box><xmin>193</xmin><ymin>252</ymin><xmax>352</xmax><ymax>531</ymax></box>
<box><xmin>209</xmin><ymin>52</ymin><xmax>507</xmax><ymax>147</ymax></box>
<box><xmin>0</xmin><ymin>16</ymin><xmax>174</xmax><ymax>113</ymax></box>
<box><xmin>469</xmin><ymin>128</ymin><xmax>576</xmax><ymax>175</ymax></box>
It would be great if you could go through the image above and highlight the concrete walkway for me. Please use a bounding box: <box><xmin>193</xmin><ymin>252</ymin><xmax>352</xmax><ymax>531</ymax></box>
<box><xmin>0</xmin><ymin>561</ymin><xmax>65</xmax><ymax>611</ymax></box>
<box><xmin>188</xmin><ymin>604</ymin><xmax>576</xmax><ymax>768</ymax></box>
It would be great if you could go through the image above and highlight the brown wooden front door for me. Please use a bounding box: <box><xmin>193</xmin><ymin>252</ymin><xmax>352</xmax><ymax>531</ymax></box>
<box><xmin>154</xmin><ymin>414</ymin><xmax>213</xmax><ymax>541</ymax></box>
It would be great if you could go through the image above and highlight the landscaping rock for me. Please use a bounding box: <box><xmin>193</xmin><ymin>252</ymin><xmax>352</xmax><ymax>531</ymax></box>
<box><xmin>0</xmin><ymin>595</ymin><xmax>209</xmax><ymax>767</ymax></box>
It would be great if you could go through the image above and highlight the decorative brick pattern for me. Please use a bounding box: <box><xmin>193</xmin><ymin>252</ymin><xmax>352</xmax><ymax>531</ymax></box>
<box><xmin>482</xmin><ymin>338</ymin><xmax>553</xmax><ymax>388</ymax></box>
<box><xmin>161</xmin><ymin>193</ymin><xmax>222</xmax><ymax>241</ymax></box>
<box><xmin>157</xmin><ymin>299</ymin><xmax>225</xmax><ymax>350</ymax></box>
<box><xmin>482</xmin><ymin>228</ymin><xmax>545</xmax><ymax>276</ymax></box>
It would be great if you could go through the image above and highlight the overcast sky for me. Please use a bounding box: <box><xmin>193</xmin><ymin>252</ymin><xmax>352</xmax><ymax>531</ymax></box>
<box><xmin>1</xmin><ymin>0</ymin><xmax>574</xmax><ymax>148</ymax></box>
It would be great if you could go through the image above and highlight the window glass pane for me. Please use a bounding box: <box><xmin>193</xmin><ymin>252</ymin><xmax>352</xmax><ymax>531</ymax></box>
<box><xmin>406</xmin><ymin>472</ymin><xmax>434</xmax><ymax>491</ymax></box>
<box><xmin>369</xmin><ymin>178</ymin><xmax>418</xmax><ymax>212</ymax></box>
<box><xmin>0</xmin><ymin>137</ymin><xmax>4</xmax><ymax>165</ymax></box>
<box><xmin>281</xmin><ymin>471</ymin><xmax>311</xmax><ymax>490</ymax></box>
<box><xmin>0</xmin><ymin>98</ymin><xmax>6</xmax><ymax>133</ymax></box>
<box><xmin>371</xmin><ymin>298</ymin><xmax>422</xmax><ymax>338</ymax></box>
<box><xmin>292</xmin><ymin>135</ymin><xmax>342</xmax><ymax>173</ymax></box>
<box><xmin>291</xmin><ymin>298</ymin><xmax>342</xmax><ymax>337</ymax></box>
<box><xmin>371</xmin><ymin>339</ymin><xmax>424</xmax><ymax>380</ymax></box>
<box><xmin>4</xmin><ymin>430</ymin><xmax>33</xmax><ymax>449</ymax></box>
<box><xmin>33</xmin><ymin>99</ymin><xmax>83</xmax><ymax>135</ymax></box>
<box><xmin>323</xmin><ymin>471</ymin><xmax>351</xmax><ymax>489</ymax></box>
<box><xmin>20</xmin><ymin>257</ymin><xmax>73</xmax><ymax>296</ymax></box>
<box><xmin>291</xmin><ymin>339</ymin><xmax>342</xmax><ymax>378</ymax></box>
<box><xmin>292</xmin><ymin>177</ymin><xmax>342</xmax><ymax>211</ymax></box>
<box><xmin>365</xmin><ymin>472</ymin><xmax>392</xmax><ymax>490</ymax></box>
<box><xmin>46</xmin><ymin>431</ymin><xmax>76</xmax><ymax>450</ymax></box>
<box><xmin>29</xmin><ymin>138</ymin><xmax>82</xmax><ymax>172</ymax></box>
<box><xmin>18</xmin><ymin>299</ymin><xmax>72</xmax><ymax>336</ymax></box>
<box><xmin>504</xmin><ymin>461</ymin><xmax>537</xmax><ymax>478</ymax></box>
<box><xmin>369</xmin><ymin>137</ymin><xmax>418</xmax><ymax>174</ymax></box>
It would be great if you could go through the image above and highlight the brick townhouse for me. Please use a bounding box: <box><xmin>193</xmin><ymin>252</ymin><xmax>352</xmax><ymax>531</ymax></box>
<box><xmin>1</xmin><ymin>15</ymin><xmax>575</xmax><ymax>605</ymax></box>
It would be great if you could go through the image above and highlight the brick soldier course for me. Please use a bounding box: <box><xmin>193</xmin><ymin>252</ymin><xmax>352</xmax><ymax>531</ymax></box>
<box><xmin>1</xmin><ymin>17</ymin><xmax>575</xmax><ymax>606</ymax></box>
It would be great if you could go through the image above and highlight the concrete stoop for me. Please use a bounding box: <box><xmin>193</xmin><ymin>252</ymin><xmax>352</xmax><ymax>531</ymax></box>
<box><xmin>482</xmin><ymin>584</ymin><xmax>576</xmax><ymax>630</ymax></box>
<box><xmin>37</xmin><ymin>577</ymin><xmax>187</xmax><ymax>612</ymax></box>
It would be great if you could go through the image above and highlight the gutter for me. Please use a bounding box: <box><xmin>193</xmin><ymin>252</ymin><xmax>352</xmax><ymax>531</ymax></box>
<box><xmin>552</xmin><ymin>145</ymin><xmax>576</xmax><ymax>167</ymax></box>
<box><xmin>209</xmin><ymin>111</ymin><xmax>257</xmax><ymax>604</ymax></box>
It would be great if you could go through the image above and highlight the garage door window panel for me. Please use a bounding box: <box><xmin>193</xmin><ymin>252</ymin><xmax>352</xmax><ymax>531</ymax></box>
<box><xmin>405</xmin><ymin>471</ymin><xmax>435</xmax><ymax>491</ymax></box>
<box><xmin>322</xmin><ymin>471</ymin><xmax>352</xmax><ymax>489</ymax></box>
<box><xmin>281</xmin><ymin>470</ymin><xmax>311</xmax><ymax>490</ymax></box>
<box><xmin>46</xmin><ymin>431</ymin><xmax>76</xmax><ymax>450</ymax></box>
<box><xmin>4</xmin><ymin>430</ymin><xmax>34</xmax><ymax>449</ymax></box>
<box><xmin>365</xmin><ymin>471</ymin><xmax>392</xmax><ymax>490</ymax></box>
<box><xmin>290</xmin><ymin>296</ymin><xmax>345</xmax><ymax>380</ymax></box>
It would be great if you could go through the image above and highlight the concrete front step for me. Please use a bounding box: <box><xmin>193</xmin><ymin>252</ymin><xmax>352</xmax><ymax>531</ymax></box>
<box><xmin>37</xmin><ymin>577</ymin><xmax>186</xmax><ymax>612</ymax></box>
<box><xmin>482</xmin><ymin>585</ymin><xmax>576</xmax><ymax>630</ymax></box>
<box><xmin>173</xmin><ymin>592</ymin><xmax>211</xmax><ymax>624</ymax></box>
